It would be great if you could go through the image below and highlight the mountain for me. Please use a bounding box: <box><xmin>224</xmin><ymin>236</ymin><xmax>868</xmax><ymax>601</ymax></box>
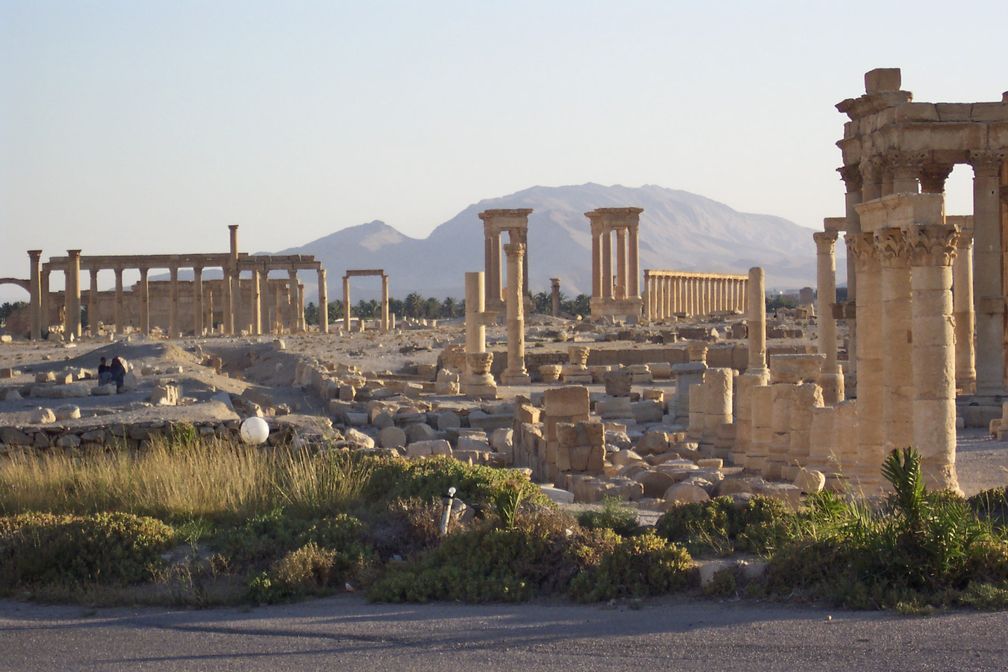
<box><xmin>275</xmin><ymin>183</ymin><xmax>834</xmax><ymax>302</ymax></box>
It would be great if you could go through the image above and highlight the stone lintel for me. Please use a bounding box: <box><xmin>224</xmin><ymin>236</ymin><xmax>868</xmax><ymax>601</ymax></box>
<box><xmin>643</xmin><ymin>269</ymin><xmax>748</xmax><ymax>281</ymax></box>
<box><xmin>854</xmin><ymin>193</ymin><xmax>944</xmax><ymax>233</ymax></box>
<box><xmin>584</xmin><ymin>207</ymin><xmax>643</xmax><ymax>229</ymax></box>
<box><xmin>865</xmin><ymin>68</ymin><xmax>901</xmax><ymax>95</ymax></box>
<box><xmin>823</xmin><ymin>217</ymin><xmax>847</xmax><ymax>233</ymax></box>
<box><xmin>344</xmin><ymin>269</ymin><xmax>385</xmax><ymax>278</ymax></box>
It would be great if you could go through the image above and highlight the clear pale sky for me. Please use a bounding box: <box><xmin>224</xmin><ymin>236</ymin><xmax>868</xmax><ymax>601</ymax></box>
<box><xmin>1</xmin><ymin>0</ymin><xmax>1005</xmax><ymax>300</ymax></box>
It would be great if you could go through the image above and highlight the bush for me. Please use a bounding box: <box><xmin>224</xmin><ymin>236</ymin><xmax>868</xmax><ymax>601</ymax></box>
<box><xmin>764</xmin><ymin>448</ymin><xmax>1008</xmax><ymax>608</ymax></box>
<box><xmin>0</xmin><ymin>512</ymin><xmax>175</xmax><ymax>588</ymax></box>
<box><xmin>577</xmin><ymin>497</ymin><xmax>641</xmax><ymax>537</ymax></box>
<box><xmin>361</xmin><ymin>456</ymin><xmax>548</xmax><ymax>511</ymax></box>
<box><xmin>969</xmin><ymin>487</ymin><xmax>1008</xmax><ymax>529</ymax></box>
<box><xmin>217</xmin><ymin>510</ymin><xmax>369</xmax><ymax>572</ymax></box>
<box><xmin>248</xmin><ymin>541</ymin><xmax>368</xmax><ymax>603</ymax></box>
<box><xmin>569</xmin><ymin>530</ymin><xmax>693</xmax><ymax>602</ymax></box>
<box><xmin>368</xmin><ymin>510</ymin><xmax>611</xmax><ymax>603</ymax></box>
<box><xmin>655</xmin><ymin>496</ymin><xmax>792</xmax><ymax>557</ymax></box>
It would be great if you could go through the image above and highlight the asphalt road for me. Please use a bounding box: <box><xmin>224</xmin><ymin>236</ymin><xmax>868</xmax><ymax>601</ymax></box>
<box><xmin>2</xmin><ymin>595</ymin><xmax>1006</xmax><ymax>672</ymax></box>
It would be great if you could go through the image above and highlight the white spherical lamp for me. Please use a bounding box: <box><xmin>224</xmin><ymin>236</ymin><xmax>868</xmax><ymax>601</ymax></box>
<box><xmin>240</xmin><ymin>416</ymin><xmax>270</xmax><ymax>445</ymax></box>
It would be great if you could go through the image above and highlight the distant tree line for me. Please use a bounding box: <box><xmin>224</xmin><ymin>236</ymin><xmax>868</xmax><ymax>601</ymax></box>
<box><xmin>303</xmin><ymin>288</ymin><xmax>594</xmax><ymax>325</ymax></box>
<box><xmin>0</xmin><ymin>301</ymin><xmax>27</xmax><ymax>329</ymax></box>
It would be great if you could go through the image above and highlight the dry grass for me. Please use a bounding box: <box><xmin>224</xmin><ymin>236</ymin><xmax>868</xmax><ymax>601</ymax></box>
<box><xmin>0</xmin><ymin>434</ymin><xmax>372</xmax><ymax>521</ymax></box>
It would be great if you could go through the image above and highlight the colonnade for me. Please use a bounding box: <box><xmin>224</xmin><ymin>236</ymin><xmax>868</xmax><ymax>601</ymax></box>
<box><xmin>24</xmin><ymin>227</ymin><xmax>329</xmax><ymax>339</ymax></box>
<box><xmin>643</xmin><ymin>271</ymin><xmax>747</xmax><ymax>321</ymax></box>
<box><xmin>587</xmin><ymin>207</ymin><xmax>643</xmax><ymax>320</ymax></box>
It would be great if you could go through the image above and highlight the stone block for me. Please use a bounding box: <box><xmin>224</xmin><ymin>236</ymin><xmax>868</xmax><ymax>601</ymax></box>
<box><xmin>54</xmin><ymin>405</ymin><xmax>81</xmax><ymax>421</ymax></box>
<box><xmin>604</xmin><ymin>369</ymin><xmax>633</xmax><ymax>397</ymax></box>
<box><xmin>405</xmin><ymin>423</ymin><xmax>437</xmax><ymax>443</ymax></box>
<box><xmin>636</xmin><ymin>470</ymin><xmax>677</xmax><ymax>498</ymax></box>
<box><xmin>538</xmin><ymin>485</ymin><xmax>574</xmax><ymax>504</ymax></box>
<box><xmin>378</xmin><ymin>426</ymin><xmax>407</xmax><ymax>449</ymax></box>
<box><xmin>458</xmin><ymin>435</ymin><xmax>490</xmax><ymax>452</ymax></box>
<box><xmin>56</xmin><ymin>433</ymin><xmax>81</xmax><ymax>449</ymax></box>
<box><xmin>636</xmin><ymin>430</ymin><xmax>670</xmax><ymax>455</ymax></box>
<box><xmin>793</xmin><ymin>467</ymin><xmax>826</xmax><ymax>494</ymax></box>
<box><xmin>435</xmin><ymin>411</ymin><xmax>461</xmax><ymax>430</ymax></box>
<box><xmin>544</xmin><ymin>386</ymin><xmax>590</xmax><ymax>416</ymax></box>
<box><xmin>663</xmin><ymin>482</ymin><xmax>710</xmax><ymax>505</ymax></box>
<box><xmin>596</xmin><ymin>396</ymin><xmax>633</xmax><ymax>419</ymax></box>
<box><xmin>0</xmin><ymin>427</ymin><xmax>31</xmax><ymax>445</ymax></box>
<box><xmin>632</xmin><ymin>400</ymin><xmax>664</xmax><ymax>424</ymax></box>
<box><xmin>150</xmin><ymin>383</ymin><xmax>180</xmax><ymax>406</ymax></box>
<box><xmin>344</xmin><ymin>428</ymin><xmax>375</xmax><ymax>449</ymax></box>
<box><xmin>864</xmin><ymin>68</ymin><xmax>901</xmax><ymax>95</ymax></box>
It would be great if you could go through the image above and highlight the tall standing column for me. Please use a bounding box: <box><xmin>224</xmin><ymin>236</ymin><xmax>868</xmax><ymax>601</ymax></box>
<box><xmin>550</xmin><ymin>278</ymin><xmax>561</xmax><ymax>317</ymax></box>
<box><xmin>27</xmin><ymin>250</ymin><xmax>42</xmax><ymax>341</ymax></box>
<box><xmin>113</xmin><ymin>267</ymin><xmax>124</xmax><ymax>334</ymax></box>
<box><xmin>491</xmin><ymin>232</ymin><xmax>503</xmax><ymax>307</ymax></box>
<box><xmin>207</xmin><ymin>289</ymin><xmax>215</xmax><ymax>333</ymax></box>
<box><xmin>747</xmin><ymin>267</ymin><xmax>768</xmax><ymax>375</ymax></box>
<box><xmin>317</xmin><ymin>269</ymin><xmax>329</xmax><ymax>334</ymax></box>
<box><xmin>342</xmin><ymin>275</ymin><xmax>351</xmax><ymax>331</ymax></box>
<box><xmin>251</xmin><ymin>269</ymin><xmax>262</xmax><ymax>336</ymax></box>
<box><xmin>848</xmin><ymin>232</ymin><xmax>884</xmax><ymax>492</ymax></box>
<box><xmin>501</xmin><ymin>242</ymin><xmax>530</xmax><ymax>385</ymax></box>
<box><xmin>40</xmin><ymin>265</ymin><xmax>50</xmax><ymax>336</ymax></box>
<box><xmin>814</xmin><ymin>231</ymin><xmax>843</xmax><ymax>404</ymax></box>
<box><xmin>168</xmin><ymin>266</ymin><xmax>179</xmax><ymax>338</ymax></box>
<box><xmin>910</xmin><ymin>224</ymin><xmax>961</xmax><ymax>492</ymax></box>
<box><xmin>65</xmin><ymin>250</ymin><xmax>81</xmax><ymax>338</ymax></box>
<box><xmin>590</xmin><ymin>225</ymin><xmax>602</xmax><ymax>299</ymax></box>
<box><xmin>138</xmin><ymin>267</ymin><xmax>150</xmax><ymax>335</ymax></box>
<box><xmin>601</xmin><ymin>228</ymin><xmax>613</xmax><ymax>300</ymax></box>
<box><xmin>876</xmin><ymin>227</ymin><xmax>913</xmax><ymax>454</ymax></box>
<box><xmin>736</xmin><ymin>267</ymin><xmax>771</xmax><ymax>467</ymax></box>
<box><xmin>227</xmin><ymin>224</ymin><xmax>239</xmax><ymax>336</ymax></box>
<box><xmin>953</xmin><ymin>228</ymin><xmax>976</xmax><ymax>392</ymax></box>
<box><xmin>381</xmin><ymin>275</ymin><xmax>390</xmax><ymax>332</ymax></box>
<box><xmin>273</xmin><ymin>282</ymin><xmax>283</xmax><ymax>334</ymax></box>
<box><xmin>969</xmin><ymin>151</ymin><xmax>1005</xmax><ymax>394</ymax></box>
<box><xmin>297</xmin><ymin>283</ymin><xmax>306</xmax><ymax>332</ymax></box>
<box><xmin>615</xmin><ymin>227</ymin><xmax>627</xmax><ymax>300</ymax></box>
<box><xmin>86</xmin><ymin>268</ymin><xmax>98</xmax><ymax>336</ymax></box>
<box><xmin>192</xmin><ymin>267</ymin><xmax>204</xmax><ymax>336</ymax></box>
<box><xmin>484</xmin><ymin>234</ymin><xmax>494</xmax><ymax>305</ymax></box>
<box><xmin>644</xmin><ymin>273</ymin><xmax>653</xmax><ymax>321</ymax></box>
<box><xmin>628</xmin><ymin>222</ymin><xmax>640</xmax><ymax>299</ymax></box>
<box><xmin>287</xmin><ymin>269</ymin><xmax>299</xmax><ymax>333</ymax></box>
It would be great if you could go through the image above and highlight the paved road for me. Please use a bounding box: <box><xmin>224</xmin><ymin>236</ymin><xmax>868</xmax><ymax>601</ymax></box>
<box><xmin>1</xmin><ymin>596</ymin><xmax>1006</xmax><ymax>672</ymax></box>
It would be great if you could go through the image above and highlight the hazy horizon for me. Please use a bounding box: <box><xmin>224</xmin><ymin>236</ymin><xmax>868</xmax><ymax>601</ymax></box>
<box><xmin>2</xmin><ymin>1</ymin><xmax>1004</xmax><ymax>300</ymax></box>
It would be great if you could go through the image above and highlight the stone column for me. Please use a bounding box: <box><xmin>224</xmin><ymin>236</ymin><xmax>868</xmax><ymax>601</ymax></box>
<box><xmin>848</xmin><ymin>232</ymin><xmax>883</xmax><ymax>493</ymax></box>
<box><xmin>273</xmin><ymin>282</ymin><xmax>283</xmax><ymax>334</ymax></box>
<box><xmin>40</xmin><ymin>265</ymin><xmax>50</xmax><ymax>336</ymax></box>
<box><xmin>113</xmin><ymin>267</ymin><xmax>124</xmax><ymax>335</ymax></box>
<box><xmin>615</xmin><ymin>227</ymin><xmax>627</xmax><ymax>300</ymax></box>
<box><xmin>463</xmin><ymin>271</ymin><xmax>497</xmax><ymax>398</ymax></box>
<box><xmin>644</xmin><ymin>273</ymin><xmax>653</xmax><ymax>321</ymax></box>
<box><xmin>27</xmin><ymin>250</ymin><xmax>42</xmax><ymax>340</ymax></box>
<box><xmin>484</xmin><ymin>233</ymin><xmax>494</xmax><ymax>305</ymax></box>
<box><xmin>601</xmin><ymin>228</ymin><xmax>613</xmax><ymax>300</ymax></box>
<box><xmin>841</xmin><ymin>164</ymin><xmax>867</xmax><ymax>379</ymax></box>
<box><xmin>317</xmin><ymin>269</ymin><xmax>329</xmax><ymax>334</ymax></box>
<box><xmin>491</xmin><ymin>232</ymin><xmax>502</xmax><ymax>307</ymax></box>
<box><xmin>814</xmin><ymin>231</ymin><xmax>843</xmax><ymax>404</ymax></box>
<box><xmin>342</xmin><ymin>275</ymin><xmax>351</xmax><ymax>331</ymax></box>
<box><xmin>501</xmin><ymin>242</ymin><xmax>530</xmax><ymax>385</ymax></box>
<box><xmin>953</xmin><ymin>227</ymin><xmax>976</xmax><ymax>392</ymax></box>
<box><xmin>551</xmin><ymin>278</ymin><xmax>561</xmax><ymax>317</ymax></box>
<box><xmin>628</xmin><ymin>222</ymin><xmax>640</xmax><ymax>299</ymax></box>
<box><xmin>251</xmin><ymin>269</ymin><xmax>262</xmax><ymax>335</ymax></box>
<box><xmin>381</xmin><ymin>274</ymin><xmax>390</xmax><ymax>332</ymax></box>
<box><xmin>590</xmin><ymin>225</ymin><xmax>602</xmax><ymax>299</ymax></box>
<box><xmin>909</xmin><ymin>224</ymin><xmax>961</xmax><ymax>492</ymax></box>
<box><xmin>747</xmin><ymin>267</ymin><xmax>768</xmax><ymax>375</ymax></box>
<box><xmin>969</xmin><ymin>151</ymin><xmax>1005</xmax><ymax>394</ymax></box>
<box><xmin>192</xmin><ymin>267</ymin><xmax>204</xmax><ymax>336</ymax></box>
<box><xmin>297</xmin><ymin>283</ymin><xmax>306</xmax><ymax>332</ymax></box>
<box><xmin>87</xmin><ymin>268</ymin><xmax>98</xmax><ymax>336</ymax></box>
<box><xmin>207</xmin><ymin>289</ymin><xmax>215</xmax><ymax>333</ymax></box>
<box><xmin>168</xmin><ymin>266</ymin><xmax>179</xmax><ymax>338</ymax></box>
<box><xmin>65</xmin><ymin>250</ymin><xmax>81</xmax><ymax>338</ymax></box>
<box><xmin>920</xmin><ymin>163</ymin><xmax>953</xmax><ymax>195</ymax></box>
<box><xmin>285</xmin><ymin>269</ymin><xmax>298</xmax><ymax>334</ymax></box>
<box><xmin>876</xmin><ymin>227</ymin><xmax>913</xmax><ymax>455</ymax></box>
<box><xmin>138</xmin><ymin>267</ymin><xmax>150</xmax><ymax>335</ymax></box>
<box><xmin>227</xmin><ymin>225</ymin><xmax>238</xmax><ymax>336</ymax></box>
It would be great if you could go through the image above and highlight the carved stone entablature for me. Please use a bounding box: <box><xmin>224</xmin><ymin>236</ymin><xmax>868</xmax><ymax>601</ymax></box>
<box><xmin>967</xmin><ymin>150</ymin><xmax>1005</xmax><ymax>176</ymax></box>
<box><xmin>875</xmin><ymin>227</ymin><xmax>911</xmax><ymax>269</ymax></box>
<box><xmin>908</xmin><ymin>225</ymin><xmax>960</xmax><ymax>267</ymax></box>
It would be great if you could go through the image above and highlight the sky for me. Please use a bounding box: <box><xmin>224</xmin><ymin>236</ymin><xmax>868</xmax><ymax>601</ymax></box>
<box><xmin>1</xmin><ymin>0</ymin><xmax>1005</xmax><ymax>300</ymax></box>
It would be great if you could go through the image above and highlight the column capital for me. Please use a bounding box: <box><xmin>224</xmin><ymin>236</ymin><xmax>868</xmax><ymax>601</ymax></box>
<box><xmin>503</xmin><ymin>241</ymin><xmax>526</xmax><ymax>259</ymax></box>
<box><xmin>837</xmin><ymin>164</ymin><xmax>863</xmax><ymax>193</ymax></box>
<box><xmin>908</xmin><ymin>225</ymin><xmax>959</xmax><ymax>267</ymax></box>
<box><xmin>27</xmin><ymin>249</ymin><xmax>42</xmax><ymax>260</ymax></box>
<box><xmin>67</xmin><ymin>249</ymin><xmax>82</xmax><ymax>258</ymax></box>
<box><xmin>968</xmin><ymin>150</ymin><xmax>1005</xmax><ymax>176</ymax></box>
<box><xmin>813</xmin><ymin>231</ymin><xmax>838</xmax><ymax>254</ymax></box>
<box><xmin>845</xmin><ymin>232</ymin><xmax>879</xmax><ymax>268</ymax></box>
<box><xmin>919</xmin><ymin>162</ymin><xmax>954</xmax><ymax>193</ymax></box>
<box><xmin>874</xmin><ymin>227</ymin><xmax>911</xmax><ymax>269</ymax></box>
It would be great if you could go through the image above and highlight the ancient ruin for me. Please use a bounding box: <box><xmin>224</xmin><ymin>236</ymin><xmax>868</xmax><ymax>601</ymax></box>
<box><xmin>643</xmin><ymin>271</ymin><xmax>748</xmax><ymax>321</ymax></box>
<box><xmin>342</xmin><ymin>269</ymin><xmax>391</xmax><ymax>333</ymax></box>
<box><xmin>587</xmin><ymin>207</ymin><xmax>643</xmax><ymax>321</ymax></box>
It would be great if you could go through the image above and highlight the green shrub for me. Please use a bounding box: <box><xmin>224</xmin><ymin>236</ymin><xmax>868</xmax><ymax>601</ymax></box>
<box><xmin>247</xmin><ymin>541</ymin><xmax>369</xmax><ymax>603</ymax></box>
<box><xmin>968</xmin><ymin>487</ymin><xmax>1008</xmax><ymax>529</ymax></box>
<box><xmin>0</xmin><ymin>512</ymin><xmax>175</xmax><ymax>588</ymax></box>
<box><xmin>368</xmin><ymin>510</ymin><xmax>610</xmax><ymax>603</ymax></box>
<box><xmin>568</xmin><ymin>530</ymin><xmax>693</xmax><ymax>602</ymax></box>
<box><xmin>655</xmin><ymin>496</ymin><xmax>791</xmax><ymax>557</ymax></box>
<box><xmin>217</xmin><ymin>510</ymin><xmax>368</xmax><ymax>571</ymax></box>
<box><xmin>361</xmin><ymin>456</ymin><xmax>548</xmax><ymax>510</ymax></box>
<box><xmin>577</xmin><ymin>497</ymin><xmax>641</xmax><ymax>537</ymax></box>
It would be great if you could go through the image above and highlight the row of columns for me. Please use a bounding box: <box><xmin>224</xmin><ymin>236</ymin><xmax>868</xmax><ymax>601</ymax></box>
<box><xmin>839</xmin><ymin>150</ymin><xmax>1006</xmax><ymax>394</ymax></box>
<box><xmin>644</xmin><ymin>271</ymin><xmax>747</xmax><ymax>321</ymax></box>
<box><xmin>587</xmin><ymin>207</ymin><xmax>643</xmax><ymax>319</ymax></box>
<box><xmin>26</xmin><ymin>253</ymin><xmax>322</xmax><ymax>339</ymax></box>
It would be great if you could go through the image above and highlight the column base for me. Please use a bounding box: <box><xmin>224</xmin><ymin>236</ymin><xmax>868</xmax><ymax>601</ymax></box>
<box><xmin>462</xmin><ymin>374</ymin><xmax>498</xmax><ymax>400</ymax></box>
<box><xmin>500</xmin><ymin>371</ymin><xmax>531</xmax><ymax>386</ymax></box>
